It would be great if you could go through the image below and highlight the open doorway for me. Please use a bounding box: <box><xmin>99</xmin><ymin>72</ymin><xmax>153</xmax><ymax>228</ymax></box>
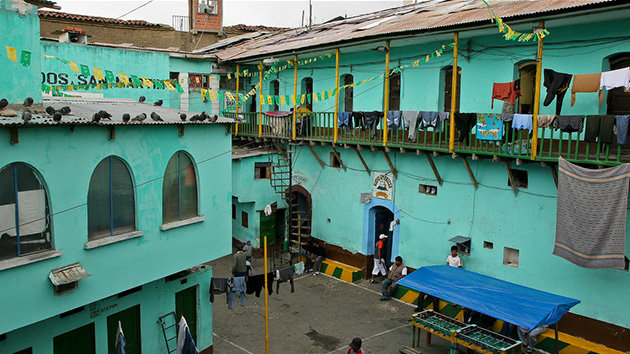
<box><xmin>291</xmin><ymin>186</ymin><xmax>312</xmax><ymax>240</ymax></box>
<box><xmin>442</xmin><ymin>66</ymin><xmax>461</xmax><ymax>112</ymax></box>
<box><xmin>372</xmin><ymin>206</ymin><xmax>394</xmax><ymax>269</ymax></box>
<box><xmin>607</xmin><ymin>53</ymin><xmax>630</xmax><ymax>115</ymax></box>
<box><xmin>517</xmin><ymin>61</ymin><xmax>537</xmax><ymax>114</ymax></box>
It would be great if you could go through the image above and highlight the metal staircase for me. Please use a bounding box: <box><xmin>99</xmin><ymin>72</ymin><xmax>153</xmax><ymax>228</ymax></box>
<box><xmin>267</xmin><ymin>149</ymin><xmax>308</xmax><ymax>269</ymax></box>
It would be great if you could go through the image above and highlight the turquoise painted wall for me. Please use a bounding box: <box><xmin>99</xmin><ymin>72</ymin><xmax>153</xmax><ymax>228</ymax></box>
<box><xmin>259</xmin><ymin>18</ymin><xmax>630</xmax><ymax>117</ymax></box>
<box><xmin>232</xmin><ymin>154</ymin><xmax>286</xmax><ymax>247</ymax></box>
<box><xmin>0</xmin><ymin>0</ymin><xmax>42</xmax><ymax>104</ymax></box>
<box><xmin>0</xmin><ymin>123</ymin><xmax>232</xmax><ymax>335</ymax></box>
<box><xmin>0</xmin><ymin>267</ymin><xmax>213</xmax><ymax>353</ymax></box>
<box><xmin>40</xmin><ymin>42</ymin><xmax>176</xmax><ymax>107</ymax></box>
<box><xmin>291</xmin><ymin>145</ymin><xmax>630</xmax><ymax>328</ymax></box>
<box><xmin>169</xmin><ymin>57</ymin><xmax>215</xmax><ymax>113</ymax></box>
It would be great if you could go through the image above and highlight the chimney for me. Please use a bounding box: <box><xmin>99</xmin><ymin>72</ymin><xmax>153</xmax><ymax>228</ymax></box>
<box><xmin>57</xmin><ymin>27</ymin><xmax>89</xmax><ymax>44</ymax></box>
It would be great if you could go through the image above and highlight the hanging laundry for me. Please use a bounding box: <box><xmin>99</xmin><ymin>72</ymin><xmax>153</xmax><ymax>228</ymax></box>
<box><xmin>264</xmin><ymin>204</ymin><xmax>272</xmax><ymax>216</ymax></box>
<box><xmin>115</xmin><ymin>321</ymin><xmax>126</xmax><ymax>354</ymax></box>
<box><xmin>293</xmin><ymin>261</ymin><xmax>305</xmax><ymax>275</ymax></box>
<box><xmin>419</xmin><ymin>111</ymin><xmax>439</xmax><ymax>131</ymax></box>
<box><xmin>454</xmin><ymin>113</ymin><xmax>476</xmax><ymax>144</ymax></box>
<box><xmin>616</xmin><ymin>115</ymin><xmax>630</xmax><ymax>145</ymax></box>
<box><xmin>554</xmin><ymin>157</ymin><xmax>630</xmax><ymax>270</ymax></box>
<box><xmin>554</xmin><ymin>116</ymin><xmax>584</xmax><ymax>133</ymax></box>
<box><xmin>209</xmin><ymin>278</ymin><xmax>232</xmax><ymax>303</ymax></box>
<box><xmin>570</xmin><ymin>72</ymin><xmax>603</xmax><ymax>106</ymax></box>
<box><xmin>476</xmin><ymin>113</ymin><xmax>503</xmax><ymax>141</ymax></box>
<box><xmin>263</xmin><ymin>271</ymin><xmax>274</xmax><ymax>295</ymax></box>
<box><xmin>177</xmin><ymin>316</ymin><xmax>199</xmax><ymax>354</ymax></box>
<box><xmin>246</xmin><ymin>274</ymin><xmax>266</xmax><ymax>297</ymax></box>
<box><xmin>364</xmin><ymin>111</ymin><xmax>383</xmax><ymax>138</ymax></box>
<box><xmin>537</xmin><ymin>115</ymin><xmax>556</xmax><ymax>128</ymax></box>
<box><xmin>584</xmin><ymin>115</ymin><xmax>615</xmax><ymax>144</ymax></box>
<box><xmin>543</xmin><ymin>69</ymin><xmax>573</xmax><ymax>115</ymax></box>
<box><xmin>512</xmin><ymin>114</ymin><xmax>533</xmax><ymax>132</ymax></box>
<box><xmin>351</xmin><ymin>111</ymin><xmax>365</xmax><ymax>130</ymax></box>
<box><xmin>338</xmin><ymin>111</ymin><xmax>352</xmax><ymax>129</ymax></box>
<box><xmin>491</xmin><ymin>80</ymin><xmax>520</xmax><ymax>109</ymax></box>
<box><xmin>402</xmin><ymin>111</ymin><xmax>421</xmax><ymax>141</ymax></box>
<box><xmin>500</xmin><ymin>113</ymin><xmax>514</xmax><ymax>122</ymax></box>
<box><xmin>275</xmin><ymin>266</ymin><xmax>295</xmax><ymax>294</ymax></box>
<box><xmin>438</xmin><ymin>112</ymin><xmax>450</xmax><ymax>122</ymax></box>
<box><xmin>599</xmin><ymin>67</ymin><xmax>630</xmax><ymax>91</ymax></box>
<box><xmin>387</xmin><ymin>111</ymin><xmax>402</xmax><ymax>129</ymax></box>
<box><xmin>502</xmin><ymin>101</ymin><xmax>515</xmax><ymax>115</ymax></box>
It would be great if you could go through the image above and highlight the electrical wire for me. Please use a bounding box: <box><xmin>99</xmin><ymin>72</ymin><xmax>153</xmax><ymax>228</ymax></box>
<box><xmin>116</xmin><ymin>0</ymin><xmax>156</xmax><ymax>19</ymax></box>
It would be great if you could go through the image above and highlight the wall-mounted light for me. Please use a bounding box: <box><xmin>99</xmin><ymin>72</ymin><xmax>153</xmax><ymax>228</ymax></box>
<box><xmin>373</xmin><ymin>46</ymin><xmax>389</xmax><ymax>53</ymax></box>
<box><xmin>263</xmin><ymin>57</ymin><xmax>281</xmax><ymax>65</ymax></box>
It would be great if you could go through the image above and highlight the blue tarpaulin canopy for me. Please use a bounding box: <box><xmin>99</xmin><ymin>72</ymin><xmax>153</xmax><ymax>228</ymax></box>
<box><xmin>397</xmin><ymin>265</ymin><xmax>580</xmax><ymax>331</ymax></box>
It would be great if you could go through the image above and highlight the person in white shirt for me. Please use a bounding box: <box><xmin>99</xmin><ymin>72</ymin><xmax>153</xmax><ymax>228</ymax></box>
<box><xmin>446</xmin><ymin>245</ymin><xmax>463</xmax><ymax>268</ymax></box>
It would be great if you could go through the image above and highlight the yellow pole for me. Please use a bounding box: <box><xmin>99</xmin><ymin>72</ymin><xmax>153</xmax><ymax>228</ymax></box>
<box><xmin>448</xmin><ymin>32</ymin><xmax>459</xmax><ymax>153</ymax></box>
<box><xmin>382</xmin><ymin>40</ymin><xmax>390</xmax><ymax>146</ymax></box>
<box><xmin>235</xmin><ymin>64</ymin><xmax>240</xmax><ymax>136</ymax></box>
<box><xmin>259</xmin><ymin>60</ymin><xmax>264</xmax><ymax>137</ymax></box>
<box><xmin>292</xmin><ymin>55</ymin><xmax>298</xmax><ymax>140</ymax></box>
<box><xmin>531</xmin><ymin>21</ymin><xmax>545</xmax><ymax>160</ymax></box>
<box><xmin>298</xmin><ymin>213</ymin><xmax>301</xmax><ymax>257</ymax></box>
<box><xmin>334</xmin><ymin>49</ymin><xmax>340</xmax><ymax>143</ymax></box>
<box><xmin>264</xmin><ymin>235</ymin><xmax>269</xmax><ymax>354</ymax></box>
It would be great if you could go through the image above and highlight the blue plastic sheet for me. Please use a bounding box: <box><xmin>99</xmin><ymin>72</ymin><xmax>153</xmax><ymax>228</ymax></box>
<box><xmin>397</xmin><ymin>265</ymin><xmax>580</xmax><ymax>331</ymax></box>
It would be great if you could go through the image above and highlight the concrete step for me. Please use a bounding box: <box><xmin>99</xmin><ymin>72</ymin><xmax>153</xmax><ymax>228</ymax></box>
<box><xmin>319</xmin><ymin>259</ymin><xmax>363</xmax><ymax>283</ymax></box>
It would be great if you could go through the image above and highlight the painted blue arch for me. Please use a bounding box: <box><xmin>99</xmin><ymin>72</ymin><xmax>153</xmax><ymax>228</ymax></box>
<box><xmin>362</xmin><ymin>198</ymin><xmax>401</xmax><ymax>262</ymax></box>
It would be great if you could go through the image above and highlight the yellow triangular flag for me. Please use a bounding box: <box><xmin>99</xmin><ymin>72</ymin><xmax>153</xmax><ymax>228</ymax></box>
<box><xmin>141</xmin><ymin>77</ymin><xmax>153</xmax><ymax>87</ymax></box>
<box><xmin>300</xmin><ymin>94</ymin><xmax>305</xmax><ymax>104</ymax></box>
<box><xmin>435</xmin><ymin>50</ymin><xmax>441</xmax><ymax>57</ymax></box>
<box><xmin>259</xmin><ymin>94</ymin><xmax>265</xmax><ymax>105</ymax></box>
<box><xmin>68</xmin><ymin>62</ymin><xmax>79</xmax><ymax>72</ymax></box>
<box><xmin>164</xmin><ymin>80</ymin><xmax>175</xmax><ymax>91</ymax></box>
<box><xmin>119</xmin><ymin>73</ymin><xmax>129</xmax><ymax>85</ymax></box>
<box><xmin>267</xmin><ymin>95</ymin><xmax>273</xmax><ymax>105</ymax></box>
<box><xmin>361</xmin><ymin>79</ymin><xmax>367</xmax><ymax>86</ymax></box>
<box><xmin>226</xmin><ymin>91</ymin><xmax>235</xmax><ymax>101</ymax></box>
<box><xmin>313</xmin><ymin>92</ymin><xmax>319</xmax><ymax>102</ymax></box>
<box><xmin>208</xmin><ymin>90</ymin><xmax>217</xmax><ymax>100</ymax></box>
<box><xmin>280</xmin><ymin>95</ymin><xmax>286</xmax><ymax>105</ymax></box>
<box><xmin>6</xmin><ymin>46</ymin><xmax>17</xmax><ymax>63</ymax></box>
<box><xmin>291</xmin><ymin>95</ymin><xmax>296</xmax><ymax>105</ymax></box>
<box><xmin>426</xmin><ymin>55</ymin><xmax>430</xmax><ymax>62</ymax></box>
<box><xmin>96</xmin><ymin>83</ymin><xmax>102</xmax><ymax>90</ymax></box>
<box><xmin>93</xmin><ymin>68</ymin><xmax>104</xmax><ymax>80</ymax></box>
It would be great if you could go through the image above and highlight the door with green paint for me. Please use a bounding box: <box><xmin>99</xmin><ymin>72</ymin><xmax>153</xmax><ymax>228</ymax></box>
<box><xmin>107</xmin><ymin>305</ymin><xmax>141</xmax><ymax>354</ymax></box>
<box><xmin>53</xmin><ymin>323</ymin><xmax>95</xmax><ymax>354</ymax></box>
<box><xmin>176</xmin><ymin>286</ymin><xmax>198</xmax><ymax>343</ymax></box>
<box><xmin>259</xmin><ymin>211</ymin><xmax>277</xmax><ymax>246</ymax></box>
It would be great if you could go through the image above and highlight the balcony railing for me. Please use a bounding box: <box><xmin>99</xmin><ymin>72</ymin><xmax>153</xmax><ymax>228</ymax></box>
<box><xmin>227</xmin><ymin>112</ymin><xmax>625</xmax><ymax>166</ymax></box>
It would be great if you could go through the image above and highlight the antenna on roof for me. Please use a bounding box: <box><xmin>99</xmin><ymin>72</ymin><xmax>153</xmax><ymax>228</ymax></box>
<box><xmin>301</xmin><ymin>10</ymin><xmax>305</xmax><ymax>27</ymax></box>
<box><xmin>309</xmin><ymin>0</ymin><xmax>312</xmax><ymax>28</ymax></box>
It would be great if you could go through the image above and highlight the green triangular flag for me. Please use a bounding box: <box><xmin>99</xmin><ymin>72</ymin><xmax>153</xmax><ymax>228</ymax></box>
<box><xmin>153</xmin><ymin>79</ymin><xmax>164</xmax><ymax>89</ymax></box>
<box><xmin>306</xmin><ymin>94</ymin><xmax>312</xmax><ymax>104</ymax></box>
<box><xmin>176</xmin><ymin>83</ymin><xmax>184</xmax><ymax>93</ymax></box>
<box><xmin>80</xmin><ymin>64</ymin><xmax>90</xmax><ymax>77</ymax></box>
<box><xmin>130</xmin><ymin>75</ymin><xmax>141</xmax><ymax>87</ymax></box>
<box><xmin>20</xmin><ymin>51</ymin><xmax>31</xmax><ymax>67</ymax></box>
<box><xmin>105</xmin><ymin>70</ymin><xmax>115</xmax><ymax>83</ymax></box>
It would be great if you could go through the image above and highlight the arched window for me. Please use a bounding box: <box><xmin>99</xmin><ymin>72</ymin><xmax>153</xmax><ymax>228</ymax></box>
<box><xmin>607</xmin><ymin>53</ymin><xmax>630</xmax><ymax>115</ymax></box>
<box><xmin>339</xmin><ymin>74</ymin><xmax>354</xmax><ymax>112</ymax></box>
<box><xmin>388</xmin><ymin>72</ymin><xmax>401</xmax><ymax>111</ymax></box>
<box><xmin>88</xmin><ymin>157</ymin><xmax>135</xmax><ymax>240</ymax></box>
<box><xmin>0</xmin><ymin>163</ymin><xmax>52</xmax><ymax>260</ymax></box>
<box><xmin>441</xmin><ymin>66</ymin><xmax>461</xmax><ymax>112</ymax></box>
<box><xmin>301</xmin><ymin>77</ymin><xmax>313</xmax><ymax>111</ymax></box>
<box><xmin>269</xmin><ymin>80</ymin><xmax>280</xmax><ymax>111</ymax></box>
<box><xmin>163</xmin><ymin>151</ymin><xmax>198</xmax><ymax>223</ymax></box>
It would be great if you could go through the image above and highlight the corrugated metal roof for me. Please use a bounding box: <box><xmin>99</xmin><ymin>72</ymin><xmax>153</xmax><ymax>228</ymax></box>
<box><xmin>207</xmin><ymin>0</ymin><xmax>621</xmax><ymax>61</ymax></box>
<box><xmin>0</xmin><ymin>97</ymin><xmax>233</xmax><ymax>127</ymax></box>
<box><xmin>39</xmin><ymin>10</ymin><xmax>166</xmax><ymax>28</ymax></box>
<box><xmin>224</xmin><ymin>24</ymin><xmax>286</xmax><ymax>33</ymax></box>
<box><xmin>48</xmin><ymin>263</ymin><xmax>91</xmax><ymax>286</ymax></box>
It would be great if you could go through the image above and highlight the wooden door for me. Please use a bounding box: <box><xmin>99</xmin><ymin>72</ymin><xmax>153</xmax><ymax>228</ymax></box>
<box><xmin>176</xmin><ymin>286</ymin><xmax>198</xmax><ymax>343</ymax></box>
<box><xmin>444</xmin><ymin>67</ymin><xmax>461</xmax><ymax>112</ymax></box>
<box><xmin>107</xmin><ymin>305</ymin><xmax>141</xmax><ymax>354</ymax></box>
<box><xmin>53</xmin><ymin>323</ymin><xmax>96</xmax><ymax>354</ymax></box>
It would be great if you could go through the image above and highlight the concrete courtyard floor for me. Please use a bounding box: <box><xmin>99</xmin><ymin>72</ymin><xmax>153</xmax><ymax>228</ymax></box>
<box><xmin>208</xmin><ymin>253</ymin><xmax>452</xmax><ymax>354</ymax></box>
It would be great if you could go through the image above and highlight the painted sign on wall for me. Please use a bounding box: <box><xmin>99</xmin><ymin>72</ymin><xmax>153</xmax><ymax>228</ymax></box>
<box><xmin>372</xmin><ymin>172</ymin><xmax>394</xmax><ymax>200</ymax></box>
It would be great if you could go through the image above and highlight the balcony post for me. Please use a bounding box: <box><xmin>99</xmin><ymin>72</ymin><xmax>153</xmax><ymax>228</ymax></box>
<box><xmin>531</xmin><ymin>21</ymin><xmax>545</xmax><ymax>160</ymax></box>
<box><xmin>293</xmin><ymin>55</ymin><xmax>298</xmax><ymax>140</ymax></box>
<box><xmin>448</xmin><ymin>32</ymin><xmax>459</xmax><ymax>152</ymax></box>
<box><xmin>259</xmin><ymin>60</ymin><xmax>263</xmax><ymax>137</ymax></box>
<box><xmin>235</xmin><ymin>64</ymin><xmax>240</xmax><ymax>136</ymax></box>
<box><xmin>383</xmin><ymin>40</ymin><xmax>391</xmax><ymax>146</ymax></box>
<box><xmin>334</xmin><ymin>48</ymin><xmax>340</xmax><ymax>143</ymax></box>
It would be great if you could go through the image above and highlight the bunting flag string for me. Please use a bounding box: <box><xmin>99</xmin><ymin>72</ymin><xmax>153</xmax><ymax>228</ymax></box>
<box><xmin>481</xmin><ymin>0</ymin><xmax>549</xmax><ymax>42</ymax></box>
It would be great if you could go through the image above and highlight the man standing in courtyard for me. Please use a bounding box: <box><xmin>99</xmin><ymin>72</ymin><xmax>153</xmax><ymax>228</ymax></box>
<box><xmin>243</xmin><ymin>239</ymin><xmax>254</xmax><ymax>275</ymax></box>
<box><xmin>381</xmin><ymin>256</ymin><xmax>407</xmax><ymax>301</ymax></box>
<box><xmin>229</xmin><ymin>244</ymin><xmax>248</xmax><ymax>309</ymax></box>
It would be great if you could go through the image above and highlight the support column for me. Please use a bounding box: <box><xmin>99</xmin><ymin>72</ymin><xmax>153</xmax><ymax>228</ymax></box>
<box><xmin>292</xmin><ymin>55</ymin><xmax>298</xmax><ymax>141</ymax></box>
<box><xmin>259</xmin><ymin>60</ymin><xmax>264</xmax><ymax>137</ymax></box>
<box><xmin>448</xmin><ymin>32</ymin><xmax>459</xmax><ymax>152</ymax></box>
<box><xmin>531</xmin><ymin>21</ymin><xmax>545</xmax><ymax>160</ymax></box>
<box><xmin>383</xmin><ymin>40</ymin><xmax>391</xmax><ymax>146</ymax></box>
<box><xmin>334</xmin><ymin>48</ymin><xmax>340</xmax><ymax>143</ymax></box>
<box><xmin>235</xmin><ymin>64</ymin><xmax>240</xmax><ymax>136</ymax></box>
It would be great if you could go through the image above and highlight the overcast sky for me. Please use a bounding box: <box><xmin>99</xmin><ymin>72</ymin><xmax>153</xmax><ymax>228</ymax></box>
<box><xmin>50</xmin><ymin>0</ymin><xmax>405</xmax><ymax>28</ymax></box>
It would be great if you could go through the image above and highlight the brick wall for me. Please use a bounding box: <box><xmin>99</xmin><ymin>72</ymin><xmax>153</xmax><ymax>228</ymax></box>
<box><xmin>190</xmin><ymin>0</ymin><xmax>222</xmax><ymax>33</ymax></box>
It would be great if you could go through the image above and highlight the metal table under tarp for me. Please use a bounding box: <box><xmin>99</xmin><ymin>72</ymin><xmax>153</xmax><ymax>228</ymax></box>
<box><xmin>397</xmin><ymin>265</ymin><xmax>581</xmax><ymax>353</ymax></box>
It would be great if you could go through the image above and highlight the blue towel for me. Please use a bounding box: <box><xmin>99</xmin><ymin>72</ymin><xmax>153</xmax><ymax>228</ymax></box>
<box><xmin>338</xmin><ymin>111</ymin><xmax>352</xmax><ymax>129</ymax></box>
<box><xmin>616</xmin><ymin>115</ymin><xmax>630</xmax><ymax>145</ymax></box>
